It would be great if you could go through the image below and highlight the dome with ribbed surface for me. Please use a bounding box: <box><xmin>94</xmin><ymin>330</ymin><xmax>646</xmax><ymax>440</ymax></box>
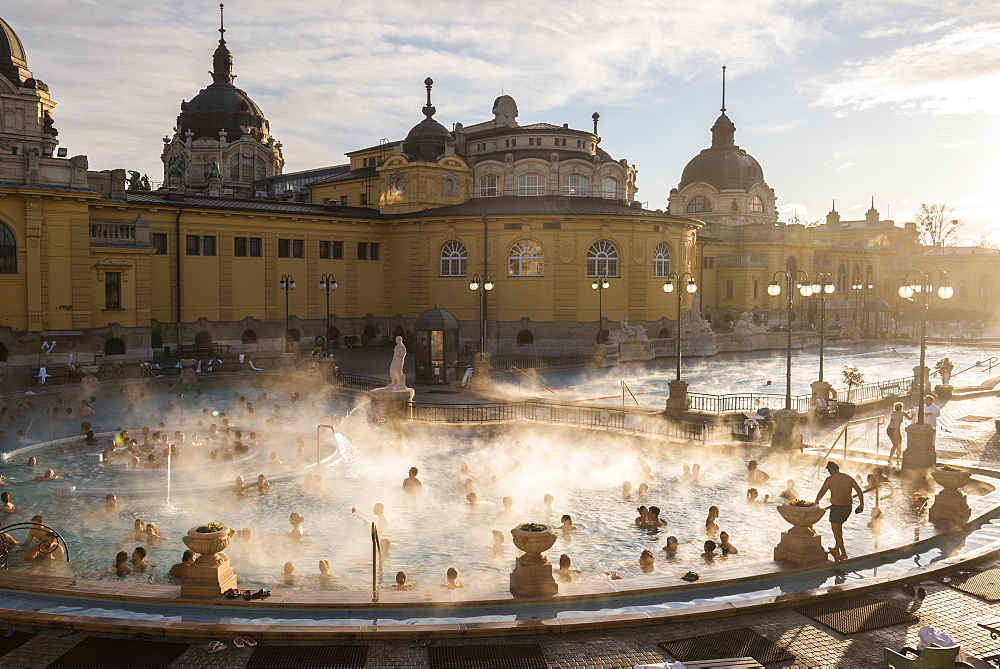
<box><xmin>414</xmin><ymin>305</ymin><xmax>459</xmax><ymax>331</ymax></box>
<box><xmin>679</xmin><ymin>112</ymin><xmax>765</xmax><ymax>192</ymax></box>
<box><xmin>401</xmin><ymin>77</ymin><xmax>451</xmax><ymax>162</ymax></box>
<box><xmin>0</xmin><ymin>16</ymin><xmax>31</xmax><ymax>85</ymax></box>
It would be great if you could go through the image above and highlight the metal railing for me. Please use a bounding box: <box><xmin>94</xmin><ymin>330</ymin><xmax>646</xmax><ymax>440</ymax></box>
<box><xmin>407</xmin><ymin>400</ymin><xmax>710</xmax><ymax>443</ymax></box>
<box><xmin>327</xmin><ymin>372</ymin><xmax>388</xmax><ymax>392</ymax></box>
<box><xmin>837</xmin><ymin>376</ymin><xmax>912</xmax><ymax>403</ymax></box>
<box><xmin>687</xmin><ymin>392</ymin><xmax>808</xmax><ymax>413</ymax></box>
<box><xmin>491</xmin><ymin>351</ymin><xmax>595</xmax><ymax>372</ymax></box>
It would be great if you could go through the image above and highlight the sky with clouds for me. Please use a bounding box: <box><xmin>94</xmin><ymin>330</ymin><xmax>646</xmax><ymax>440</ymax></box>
<box><xmin>4</xmin><ymin>0</ymin><xmax>998</xmax><ymax>239</ymax></box>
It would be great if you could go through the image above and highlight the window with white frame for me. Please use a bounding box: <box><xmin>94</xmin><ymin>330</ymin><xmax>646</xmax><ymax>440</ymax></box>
<box><xmin>517</xmin><ymin>173</ymin><xmax>545</xmax><ymax>196</ymax></box>
<box><xmin>562</xmin><ymin>174</ymin><xmax>589</xmax><ymax>196</ymax></box>
<box><xmin>653</xmin><ymin>243</ymin><xmax>671</xmax><ymax>278</ymax></box>
<box><xmin>586</xmin><ymin>240</ymin><xmax>619</xmax><ymax>277</ymax></box>
<box><xmin>508</xmin><ymin>240</ymin><xmax>544</xmax><ymax>276</ymax></box>
<box><xmin>749</xmin><ymin>196</ymin><xmax>764</xmax><ymax>213</ymax></box>
<box><xmin>479</xmin><ymin>175</ymin><xmax>500</xmax><ymax>197</ymax></box>
<box><xmin>440</xmin><ymin>241</ymin><xmax>468</xmax><ymax>277</ymax></box>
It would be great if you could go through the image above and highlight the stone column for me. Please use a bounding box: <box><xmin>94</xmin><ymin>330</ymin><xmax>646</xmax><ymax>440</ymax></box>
<box><xmin>770</xmin><ymin>408</ymin><xmax>803</xmax><ymax>451</ymax></box>
<box><xmin>665</xmin><ymin>379</ymin><xmax>689</xmax><ymax>415</ymax></box>
<box><xmin>902</xmin><ymin>422</ymin><xmax>936</xmax><ymax>473</ymax></box>
<box><xmin>912</xmin><ymin>365</ymin><xmax>930</xmax><ymax>402</ymax></box>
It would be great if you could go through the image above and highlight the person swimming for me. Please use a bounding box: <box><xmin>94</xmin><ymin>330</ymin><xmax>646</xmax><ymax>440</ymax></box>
<box><xmin>288</xmin><ymin>513</ymin><xmax>305</xmax><ymax>539</ymax></box>
<box><xmin>283</xmin><ymin>561</ymin><xmax>296</xmax><ymax>586</ymax></box>
<box><xmin>402</xmin><ymin>467</ymin><xmax>422</xmax><ymax>491</ymax></box>
<box><xmin>705</xmin><ymin>506</ymin><xmax>720</xmax><ymax>533</ymax></box>
<box><xmin>373</xmin><ymin>503</ymin><xmax>389</xmax><ymax>527</ymax></box>
<box><xmin>560</xmin><ymin>514</ymin><xmax>578</xmax><ymax>531</ymax></box>
<box><xmin>113</xmin><ymin>550</ymin><xmax>130</xmax><ymax>577</ymax></box>
<box><xmin>635</xmin><ymin>505</ymin><xmax>650</xmax><ymax>526</ymax></box>
<box><xmin>746</xmin><ymin>488</ymin><xmax>759</xmax><ymax>502</ymax></box>
<box><xmin>719</xmin><ymin>531</ymin><xmax>738</xmax><ymax>555</ymax></box>
<box><xmin>256</xmin><ymin>474</ymin><xmax>270</xmax><ymax>491</ymax></box>
<box><xmin>622</xmin><ymin>481</ymin><xmax>632</xmax><ymax>497</ymax></box>
<box><xmin>491</xmin><ymin>530</ymin><xmax>504</xmax><ymax>549</ymax></box>
<box><xmin>1</xmin><ymin>492</ymin><xmax>15</xmax><ymax>514</ymax></box>
<box><xmin>647</xmin><ymin>506</ymin><xmax>664</xmax><ymax>527</ymax></box>
<box><xmin>543</xmin><ymin>494</ymin><xmax>555</xmax><ymax>513</ymax></box>
<box><xmin>639</xmin><ymin>548</ymin><xmax>655</xmax><ymax>572</ymax></box>
<box><xmin>33</xmin><ymin>469</ymin><xmax>58</xmax><ymax>482</ymax></box>
<box><xmin>702</xmin><ymin>540</ymin><xmax>718</xmax><ymax>560</ymax></box>
<box><xmin>442</xmin><ymin>567</ymin><xmax>463</xmax><ymax>589</ymax></box>
<box><xmin>779</xmin><ymin>479</ymin><xmax>798</xmax><ymax>500</ymax></box>
<box><xmin>662</xmin><ymin>536</ymin><xmax>679</xmax><ymax>557</ymax></box>
<box><xmin>318</xmin><ymin>559</ymin><xmax>332</xmax><ymax>585</ymax></box>
<box><xmin>494</xmin><ymin>496</ymin><xmax>521</xmax><ymax>523</ymax></box>
<box><xmin>747</xmin><ymin>460</ymin><xmax>769</xmax><ymax>485</ymax></box>
<box><xmin>393</xmin><ymin>570</ymin><xmax>413</xmax><ymax>590</ymax></box>
<box><xmin>130</xmin><ymin>546</ymin><xmax>148</xmax><ymax>570</ymax></box>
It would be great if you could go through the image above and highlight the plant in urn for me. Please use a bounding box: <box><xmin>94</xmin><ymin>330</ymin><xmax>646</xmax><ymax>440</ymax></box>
<box><xmin>180</xmin><ymin>522</ymin><xmax>238</xmax><ymax>597</ymax></box>
<box><xmin>774</xmin><ymin>501</ymin><xmax>829</xmax><ymax>565</ymax></box>
<box><xmin>509</xmin><ymin>522</ymin><xmax>558</xmax><ymax>597</ymax></box>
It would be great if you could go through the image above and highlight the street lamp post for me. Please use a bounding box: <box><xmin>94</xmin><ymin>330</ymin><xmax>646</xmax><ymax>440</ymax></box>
<box><xmin>279</xmin><ymin>274</ymin><xmax>296</xmax><ymax>351</ymax></box>
<box><xmin>469</xmin><ymin>273</ymin><xmax>494</xmax><ymax>355</ymax></box>
<box><xmin>851</xmin><ymin>276</ymin><xmax>863</xmax><ymax>328</ymax></box>
<box><xmin>662</xmin><ymin>272</ymin><xmax>698</xmax><ymax>381</ymax></box>
<box><xmin>591</xmin><ymin>276</ymin><xmax>610</xmax><ymax>344</ymax></box>
<box><xmin>803</xmin><ymin>273</ymin><xmax>835</xmax><ymax>382</ymax></box>
<box><xmin>768</xmin><ymin>269</ymin><xmax>810</xmax><ymax>410</ymax></box>
<box><xmin>319</xmin><ymin>274</ymin><xmax>337</xmax><ymax>350</ymax></box>
<box><xmin>898</xmin><ymin>270</ymin><xmax>953</xmax><ymax>425</ymax></box>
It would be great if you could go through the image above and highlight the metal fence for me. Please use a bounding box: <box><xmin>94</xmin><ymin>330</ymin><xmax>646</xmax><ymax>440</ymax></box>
<box><xmin>491</xmin><ymin>351</ymin><xmax>595</xmax><ymax>372</ymax></box>
<box><xmin>834</xmin><ymin>376</ymin><xmax>912</xmax><ymax>403</ymax></box>
<box><xmin>327</xmin><ymin>372</ymin><xmax>388</xmax><ymax>392</ymax></box>
<box><xmin>408</xmin><ymin>400</ymin><xmax>710</xmax><ymax>443</ymax></box>
<box><xmin>687</xmin><ymin>392</ymin><xmax>810</xmax><ymax>413</ymax></box>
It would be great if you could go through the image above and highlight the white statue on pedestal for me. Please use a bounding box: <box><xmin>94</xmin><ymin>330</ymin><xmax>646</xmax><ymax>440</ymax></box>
<box><xmin>607</xmin><ymin>317</ymin><xmax>648</xmax><ymax>344</ymax></box>
<box><xmin>388</xmin><ymin>336</ymin><xmax>408</xmax><ymax>390</ymax></box>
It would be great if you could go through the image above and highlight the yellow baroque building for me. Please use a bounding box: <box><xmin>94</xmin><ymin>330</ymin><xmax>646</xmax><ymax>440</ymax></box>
<box><xmin>0</xmin><ymin>15</ymin><xmax>700</xmax><ymax>369</ymax></box>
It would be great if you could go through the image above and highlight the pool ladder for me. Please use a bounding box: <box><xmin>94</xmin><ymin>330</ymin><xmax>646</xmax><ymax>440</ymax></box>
<box><xmin>371</xmin><ymin>522</ymin><xmax>382</xmax><ymax>602</ymax></box>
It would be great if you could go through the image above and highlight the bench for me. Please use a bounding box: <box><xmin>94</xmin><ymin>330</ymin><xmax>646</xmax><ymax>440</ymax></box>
<box><xmin>880</xmin><ymin>382</ymin><xmax>902</xmax><ymax>399</ymax></box>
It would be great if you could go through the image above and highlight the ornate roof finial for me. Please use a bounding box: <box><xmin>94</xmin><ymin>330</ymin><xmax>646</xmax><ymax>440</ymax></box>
<box><xmin>721</xmin><ymin>65</ymin><xmax>727</xmax><ymax>113</ymax></box>
<box><xmin>871</xmin><ymin>196</ymin><xmax>875</xmax><ymax>209</ymax></box>
<box><xmin>592</xmin><ymin>112</ymin><xmax>600</xmax><ymax>135</ymax></box>
<box><xmin>211</xmin><ymin>3</ymin><xmax>234</xmax><ymax>85</ymax></box>
<box><xmin>422</xmin><ymin>77</ymin><xmax>436</xmax><ymax>119</ymax></box>
<box><xmin>219</xmin><ymin>3</ymin><xmax>226</xmax><ymax>44</ymax></box>
<box><xmin>831</xmin><ymin>199</ymin><xmax>836</xmax><ymax>212</ymax></box>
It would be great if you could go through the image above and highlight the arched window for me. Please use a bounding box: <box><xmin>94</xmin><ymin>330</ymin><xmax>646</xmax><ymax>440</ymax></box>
<box><xmin>959</xmin><ymin>280</ymin><xmax>967</xmax><ymax>301</ymax></box>
<box><xmin>241</xmin><ymin>329</ymin><xmax>258</xmax><ymax>345</ymax></box>
<box><xmin>363</xmin><ymin>325</ymin><xmax>378</xmax><ymax>339</ymax></box>
<box><xmin>508</xmin><ymin>240</ymin><xmax>544</xmax><ymax>276</ymax></box>
<box><xmin>517</xmin><ymin>173</ymin><xmax>546</xmax><ymax>196</ymax></box>
<box><xmin>602</xmin><ymin>177</ymin><xmax>619</xmax><ymax>200</ymax></box>
<box><xmin>749</xmin><ymin>196</ymin><xmax>764</xmax><ymax>213</ymax></box>
<box><xmin>562</xmin><ymin>174</ymin><xmax>589</xmax><ymax>196</ymax></box>
<box><xmin>658</xmin><ymin>328</ymin><xmax>670</xmax><ymax>339</ymax></box>
<box><xmin>686</xmin><ymin>196</ymin><xmax>711</xmax><ymax>213</ymax></box>
<box><xmin>287</xmin><ymin>328</ymin><xmax>301</xmax><ymax>343</ymax></box>
<box><xmin>479</xmin><ymin>175</ymin><xmax>500</xmax><ymax>197</ymax></box>
<box><xmin>256</xmin><ymin>157</ymin><xmax>267</xmax><ymax>180</ymax></box>
<box><xmin>786</xmin><ymin>256</ymin><xmax>797</xmax><ymax>274</ymax></box>
<box><xmin>653</xmin><ymin>243</ymin><xmax>671</xmax><ymax>278</ymax></box>
<box><xmin>104</xmin><ymin>338</ymin><xmax>126</xmax><ymax>356</ymax></box>
<box><xmin>516</xmin><ymin>330</ymin><xmax>534</xmax><ymax>346</ymax></box>
<box><xmin>151</xmin><ymin>332</ymin><xmax>163</xmax><ymax>349</ymax></box>
<box><xmin>980</xmin><ymin>278</ymin><xmax>993</xmax><ymax>302</ymax></box>
<box><xmin>229</xmin><ymin>154</ymin><xmax>239</xmax><ymax>180</ymax></box>
<box><xmin>440</xmin><ymin>241</ymin><xmax>468</xmax><ymax>277</ymax></box>
<box><xmin>241</xmin><ymin>155</ymin><xmax>253</xmax><ymax>181</ymax></box>
<box><xmin>0</xmin><ymin>222</ymin><xmax>16</xmax><ymax>273</ymax></box>
<box><xmin>866</xmin><ymin>265</ymin><xmax>875</xmax><ymax>289</ymax></box>
<box><xmin>837</xmin><ymin>264</ymin><xmax>847</xmax><ymax>292</ymax></box>
<box><xmin>194</xmin><ymin>331</ymin><xmax>212</xmax><ymax>344</ymax></box>
<box><xmin>587</xmin><ymin>240</ymin><xmax>619</xmax><ymax>277</ymax></box>
<box><xmin>326</xmin><ymin>326</ymin><xmax>340</xmax><ymax>341</ymax></box>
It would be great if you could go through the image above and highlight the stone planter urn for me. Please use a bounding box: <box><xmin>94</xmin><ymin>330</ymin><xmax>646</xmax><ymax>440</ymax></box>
<box><xmin>773</xmin><ymin>502</ymin><xmax>829</xmax><ymax>565</ymax></box>
<box><xmin>80</xmin><ymin>365</ymin><xmax>101</xmax><ymax>395</ymax></box>
<box><xmin>509</xmin><ymin>523</ymin><xmax>558</xmax><ymax>597</ymax></box>
<box><xmin>180</xmin><ymin>523</ymin><xmax>237</xmax><ymax>597</ymax></box>
<box><xmin>935</xmin><ymin>385</ymin><xmax>953</xmax><ymax>399</ymax></box>
<box><xmin>178</xmin><ymin>359</ymin><xmax>197</xmax><ymax>386</ymax></box>
<box><xmin>929</xmin><ymin>467</ymin><xmax>972</xmax><ymax>525</ymax></box>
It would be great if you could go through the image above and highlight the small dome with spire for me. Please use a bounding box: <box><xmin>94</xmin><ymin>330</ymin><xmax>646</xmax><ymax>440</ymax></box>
<box><xmin>402</xmin><ymin>77</ymin><xmax>452</xmax><ymax>162</ymax></box>
<box><xmin>0</xmin><ymin>16</ymin><xmax>31</xmax><ymax>85</ymax></box>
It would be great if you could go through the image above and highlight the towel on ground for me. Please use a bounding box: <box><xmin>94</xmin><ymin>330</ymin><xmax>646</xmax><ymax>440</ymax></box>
<box><xmin>915</xmin><ymin>625</ymin><xmax>965</xmax><ymax>661</ymax></box>
<box><xmin>634</xmin><ymin>662</ymin><xmax>685</xmax><ymax>669</ymax></box>
<box><xmin>37</xmin><ymin>367</ymin><xmax>49</xmax><ymax>384</ymax></box>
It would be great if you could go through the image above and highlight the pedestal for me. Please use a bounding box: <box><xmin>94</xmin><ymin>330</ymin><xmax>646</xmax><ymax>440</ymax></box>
<box><xmin>368</xmin><ymin>387</ymin><xmax>415</xmax><ymax>425</ymax></box>
<box><xmin>912</xmin><ymin>365</ymin><xmax>931</xmax><ymax>402</ymax></box>
<box><xmin>928</xmin><ymin>468</ymin><xmax>972</xmax><ymax>526</ymax></box>
<box><xmin>810</xmin><ymin>380</ymin><xmax>832</xmax><ymax>400</ymax></box>
<box><xmin>665</xmin><ymin>379</ymin><xmax>689</xmax><ymax>415</ymax></box>
<box><xmin>181</xmin><ymin>526</ymin><xmax>237</xmax><ymax>597</ymax></box>
<box><xmin>773</xmin><ymin>504</ymin><xmax>829</xmax><ymax>565</ymax></box>
<box><xmin>510</xmin><ymin>556</ymin><xmax>558</xmax><ymax>597</ymax></box>
<box><xmin>178</xmin><ymin>359</ymin><xmax>197</xmax><ymax>386</ymax></box>
<box><xmin>470</xmin><ymin>352</ymin><xmax>492</xmax><ymax>390</ymax></box>
<box><xmin>902</xmin><ymin>423</ymin><xmax>936</xmax><ymax>473</ymax></box>
<box><xmin>79</xmin><ymin>365</ymin><xmax>101</xmax><ymax>395</ymax></box>
<box><xmin>770</xmin><ymin>408</ymin><xmax>803</xmax><ymax>451</ymax></box>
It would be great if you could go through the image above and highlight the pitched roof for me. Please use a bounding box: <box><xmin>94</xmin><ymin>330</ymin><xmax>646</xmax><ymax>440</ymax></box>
<box><xmin>412</xmin><ymin>195</ymin><xmax>692</xmax><ymax>221</ymax></box>
<box><xmin>123</xmin><ymin>192</ymin><xmax>380</xmax><ymax>218</ymax></box>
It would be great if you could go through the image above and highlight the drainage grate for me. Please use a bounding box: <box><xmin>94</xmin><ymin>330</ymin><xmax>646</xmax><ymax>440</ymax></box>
<box><xmin>428</xmin><ymin>642</ymin><xmax>547</xmax><ymax>669</ymax></box>
<box><xmin>247</xmin><ymin>644</ymin><xmax>368</xmax><ymax>668</ymax></box>
<box><xmin>47</xmin><ymin>637</ymin><xmax>189</xmax><ymax>668</ymax></box>
<box><xmin>658</xmin><ymin>627</ymin><xmax>794</xmax><ymax>664</ymax></box>
<box><xmin>796</xmin><ymin>593</ymin><xmax>918</xmax><ymax>634</ymax></box>
<box><xmin>0</xmin><ymin>631</ymin><xmax>35</xmax><ymax>658</ymax></box>
<box><xmin>949</xmin><ymin>568</ymin><xmax>1000</xmax><ymax>601</ymax></box>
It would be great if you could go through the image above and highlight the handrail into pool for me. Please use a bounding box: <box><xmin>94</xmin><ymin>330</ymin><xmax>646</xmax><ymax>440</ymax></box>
<box><xmin>811</xmin><ymin>414</ymin><xmax>885</xmax><ymax>479</ymax></box>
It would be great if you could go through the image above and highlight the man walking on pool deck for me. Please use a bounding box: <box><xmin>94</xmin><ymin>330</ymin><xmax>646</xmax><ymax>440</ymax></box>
<box><xmin>815</xmin><ymin>461</ymin><xmax>864</xmax><ymax>562</ymax></box>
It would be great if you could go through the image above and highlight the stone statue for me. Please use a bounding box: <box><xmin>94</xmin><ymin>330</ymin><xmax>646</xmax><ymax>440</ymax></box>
<box><xmin>167</xmin><ymin>155</ymin><xmax>188</xmax><ymax>185</ymax></box>
<box><xmin>680</xmin><ymin>292</ymin><xmax>714</xmax><ymax>336</ymax></box>
<box><xmin>139</xmin><ymin>174</ymin><xmax>151</xmax><ymax>191</ymax></box>
<box><xmin>127</xmin><ymin>171</ymin><xmax>142</xmax><ymax>190</ymax></box>
<box><xmin>734</xmin><ymin>311</ymin><xmax>768</xmax><ymax>335</ymax></box>
<box><xmin>388</xmin><ymin>335</ymin><xmax>407</xmax><ymax>390</ymax></box>
<box><xmin>607</xmin><ymin>316</ymin><xmax>648</xmax><ymax>344</ymax></box>
<box><xmin>207</xmin><ymin>159</ymin><xmax>222</xmax><ymax>182</ymax></box>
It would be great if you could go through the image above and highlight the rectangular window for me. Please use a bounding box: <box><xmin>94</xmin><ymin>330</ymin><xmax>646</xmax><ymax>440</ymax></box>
<box><xmin>256</xmin><ymin>157</ymin><xmax>266</xmax><ymax>180</ymax></box>
<box><xmin>358</xmin><ymin>242</ymin><xmax>381</xmax><ymax>261</ymax></box>
<box><xmin>291</xmin><ymin>239</ymin><xmax>303</xmax><ymax>258</ymax></box>
<box><xmin>360</xmin><ymin>193</ymin><xmax>368</xmax><ymax>205</ymax></box>
<box><xmin>241</xmin><ymin>155</ymin><xmax>253</xmax><ymax>181</ymax></box>
<box><xmin>186</xmin><ymin>235</ymin><xmax>201</xmax><ymax>255</ymax></box>
<box><xmin>105</xmin><ymin>271</ymin><xmax>121</xmax><ymax>309</ymax></box>
<box><xmin>726</xmin><ymin>280</ymin><xmax>734</xmax><ymax>300</ymax></box>
<box><xmin>152</xmin><ymin>233</ymin><xmax>167</xmax><ymax>255</ymax></box>
<box><xmin>278</xmin><ymin>239</ymin><xmax>303</xmax><ymax>258</ymax></box>
<box><xmin>319</xmin><ymin>240</ymin><xmax>344</xmax><ymax>260</ymax></box>
<box><xmin>340</xmin><ymin>195</ymin><xmax>348</xmax><ymax>205</ymax></box>
<box><xmin>234</xmin><ymin>236</ymin><xmax>260</xmax><ymax>257</ymax></box>
<box><xmin>703</xmin><ymin>257</ymin><xmax>715</xmax><ymax>269</ymax></box>
<box><xmin>202</xmin><ymin>236</ymin><xmax>216</xmax><ymax>256</ymax></box>
<box><xmin>753</xmin><ymin>280</ymin><xmax>759</xmax><ymax>300</ymax></box>
<box><xmin>229</xmin><ymin>155</ymin><xmax>239</xmax><ymax>180</ymax></box>
<box><xmin>278</xmin><ymin>239</ymin><xmax>289</xmax><ymax>258</ymax></box>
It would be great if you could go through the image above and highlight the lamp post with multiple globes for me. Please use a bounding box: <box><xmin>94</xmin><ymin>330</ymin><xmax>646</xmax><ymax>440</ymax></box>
<box><xmin>318</xmin><ymin>274</ymin><xmax>337</xmax><ymax>349</ymax></box>
<box><xmin>591</xmin><ymin>277</ymin><xmax>610</xmax><ymax>344</ymax></box>
<box><xmin>468</xmin><ymin>273</ymin><xmax>494</xmax><ymax>355</ymax></box>
<box><xmin>766</xmin><ymin>269</ymin><xmax>810</xmax><ymax>450</ymax></box>
<box><xmin>662</xmin><ymin>272</ymin><xmax>698</xmax><ymax>382</ymax></box>
<box><xmin>278</xmin><ymin>274</ymin><xmax>295</xmax><ymax>352</ymax></box>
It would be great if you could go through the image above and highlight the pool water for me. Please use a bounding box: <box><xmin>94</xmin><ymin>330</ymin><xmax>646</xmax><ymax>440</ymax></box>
<box><xmin>0</xmin><ymin>379</ymin><xmax>928</xmax><ymax>591</ymax></box>
<box><xmin>494</xmin><ymin>341</ymin><xmax>999</xmax><ymax>407</ymax></box>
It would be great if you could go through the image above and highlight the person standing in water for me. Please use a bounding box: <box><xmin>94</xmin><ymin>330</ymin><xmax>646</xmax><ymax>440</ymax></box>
<box><xmin>815</xmin><ymin>461</ymin><xmax>864</xmax><ymax>562</ymax></box>
<box><xmin>885</xmin><ymin>402</ymin><xmax>912</xmax><ymax>468</ymax></box>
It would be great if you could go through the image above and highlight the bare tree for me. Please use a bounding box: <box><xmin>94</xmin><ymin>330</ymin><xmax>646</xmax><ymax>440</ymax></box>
<box><xmin>914</xmin><ymin>203</ymin><xmax>961</xmax><ymax>247</ymax></box>
<box><xmin>973</xmin><ymin>233</ymin><xmax>1000</xmax><ymax>251</ymax></box>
